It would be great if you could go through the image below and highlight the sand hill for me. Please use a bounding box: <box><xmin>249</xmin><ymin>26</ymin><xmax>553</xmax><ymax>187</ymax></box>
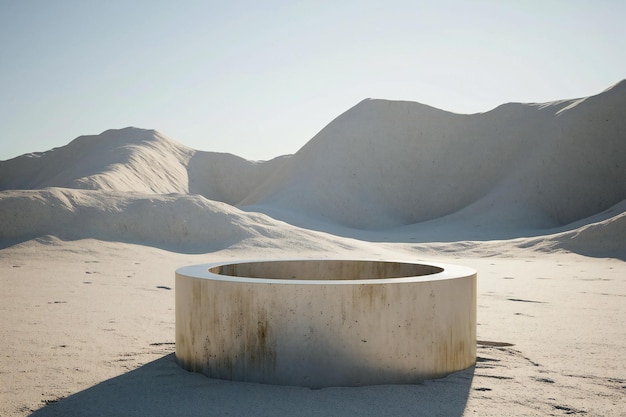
<box><xmin>242</xmin><ymin>80</ymin><xmax>626</xmax><ymax>231</ymax></box>
<box><xmin>0</xmin><ymin>128</ymin><xmax>194</xmax><ymax>194</ymax></box>
<box><xmin>0</xmin><ymin>127</ymin><xmax>288</xmax><ymax>204</ymax></box>
<box><xmin>1</xmin><ymin>80</ymin><xmax>624</xmax><ymax>256</ymax></box>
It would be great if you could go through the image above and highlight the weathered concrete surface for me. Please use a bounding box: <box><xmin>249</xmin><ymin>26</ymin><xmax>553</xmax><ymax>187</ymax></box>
<box><xmin>176</xmin><ymin>259</ymin><xmax>476</xmax><ymax>387</ymax></box>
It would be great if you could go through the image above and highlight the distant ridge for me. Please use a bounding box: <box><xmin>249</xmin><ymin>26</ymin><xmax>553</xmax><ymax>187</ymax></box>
<box><xmin>0</xmin><ymin>81</ymin><xmax>624</xmax><ymax>251</ymax></box>
<box><xmin>0</xmin><ymin>127</ymin><xmax>290</xmax><ymax>205</ymax></box>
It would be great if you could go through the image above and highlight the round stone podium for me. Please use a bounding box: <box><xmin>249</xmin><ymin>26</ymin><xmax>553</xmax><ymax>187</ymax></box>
<box><xmin>175</xmin><ymin>259</ymin><xmax>476</xmax><ymax>387</ymax></box>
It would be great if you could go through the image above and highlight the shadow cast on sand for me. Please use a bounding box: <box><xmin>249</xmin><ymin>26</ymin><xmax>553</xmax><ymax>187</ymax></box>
<box><xmin>30</xmin><ymin>354</ymin><xmax>474</xmax><ymax>417</ymax></box>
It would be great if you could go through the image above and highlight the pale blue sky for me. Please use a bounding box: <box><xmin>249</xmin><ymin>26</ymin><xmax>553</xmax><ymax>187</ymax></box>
<box><xmin>1</xmin><ymin>0</ymin><xmax>624</xmax><ymax>161</ymax></box>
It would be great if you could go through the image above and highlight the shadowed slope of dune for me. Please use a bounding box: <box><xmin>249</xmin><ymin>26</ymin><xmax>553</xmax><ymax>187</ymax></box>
<box><xmin>536</xmin><ymin>199</ymin><xmax>626</xmax><ymax>260</ymax></box>
<box><xmin>187</xmin><ymin>151</ymin><xmax>290</xmax><ymax>205</ymax></box>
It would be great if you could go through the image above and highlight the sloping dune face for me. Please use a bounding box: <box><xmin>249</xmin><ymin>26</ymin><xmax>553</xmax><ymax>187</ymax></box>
<box><xmin>241</xmin><ymin>81</ymin><xmax>626</xmax><ymax>230</ymax></box>
<box><xmin>187</xmin><ymin>151</ymin><xmax>290</xmax><ymax>206</ymax></box>
<box><xmin>0</xmin><ymin>127</ymin><xmax>194</xmax><ymax>194</ymax></box>
<box><xmin>0</xmin><ymin>187</ymin><xmax>359</xmax><ymax>253</ymax></box>
<box><xmin>0</xmin><ymin>127</ymin><xmax>290</xmax><ymax>206</ymax></box>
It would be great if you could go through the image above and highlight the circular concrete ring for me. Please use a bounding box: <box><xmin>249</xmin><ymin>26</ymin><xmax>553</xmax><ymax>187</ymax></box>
<box><xmin>175</xmin><ymin>259</ymin><xmax>476</xmax><ymax>387</ymax></box>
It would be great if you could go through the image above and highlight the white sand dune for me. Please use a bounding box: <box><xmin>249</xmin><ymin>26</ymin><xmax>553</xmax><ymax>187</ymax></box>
<box><xmin>0</xmin><ymin>127</ymin><xmax>290</xmax><ymax>205</ymax></box>
<box><xmin>1</xmin><ymin>81</ymin><xmax>624</xmax><ymax>253</ymax></box>
<box><xmin>188</xmin><ymin>151</ymin><xmax>289</xmax><ymax>205</ymax></box>
<box><xmin>0</xmin><ymin>128</ymin><xmax>193</xmax><ymax>194</ymax></box>
<box><xmin>242</xmin><ymin>80</ymin><xmax>626</xmax><ymax>231</ymax></box>
<box><xmin>1</xmin><ymin>81</ymin><xmax>625</xmax><ymax>416</ymax></box>
<box><xmin>0</xmin><ymin>188</ymin><xmax>362</xmax><ymax>253</ymax></box>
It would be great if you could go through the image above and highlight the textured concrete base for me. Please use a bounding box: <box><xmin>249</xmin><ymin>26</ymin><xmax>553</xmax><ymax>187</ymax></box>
<box><xmin>176</xmin><ymin>259</ymin><xmax>476</xmax><ymax>387</ymax></box>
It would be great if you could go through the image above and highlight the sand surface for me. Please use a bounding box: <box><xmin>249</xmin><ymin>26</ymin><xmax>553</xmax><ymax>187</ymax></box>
<box><xmin>1</xmin><ymin>81</ymin><xmax>625</xmax><ymax>416</ymax></box>
<box><xmin>1</xmin><ymin>239</ymin><xmax>624</xmax><ymax>416</ymax></box>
